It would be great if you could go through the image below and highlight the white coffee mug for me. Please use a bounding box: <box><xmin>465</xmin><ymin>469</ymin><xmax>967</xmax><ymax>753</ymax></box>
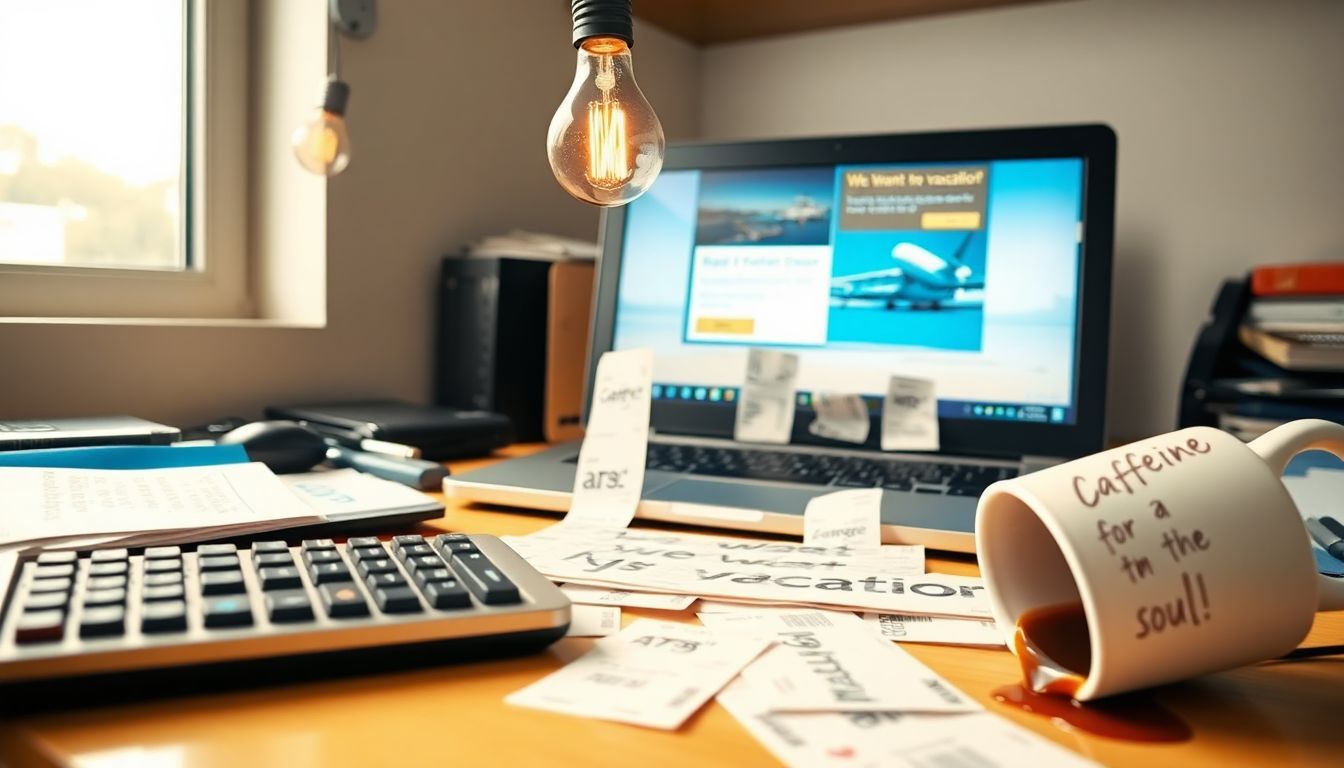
<box><xmin>976</xmin><ymin>418</ymin><xmax>1344</xmax><ymax>700</ymax></box>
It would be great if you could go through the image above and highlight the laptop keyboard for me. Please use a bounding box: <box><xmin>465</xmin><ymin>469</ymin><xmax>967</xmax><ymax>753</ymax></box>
<box><xmin>633</xmin><ymin>444</ymin><xmax>1017</xmax><ymax>496</ymax></box>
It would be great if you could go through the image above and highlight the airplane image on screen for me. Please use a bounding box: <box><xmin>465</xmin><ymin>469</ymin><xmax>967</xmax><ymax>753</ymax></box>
<box><xmin>830</xmin><ymin>230</ymin><xmax>984</xmax><ymax>310</ymax></box>
<box><xmin>776</xmin><ymin>195</ymin><xmax>827</xmax><ymax>225</ymax></box>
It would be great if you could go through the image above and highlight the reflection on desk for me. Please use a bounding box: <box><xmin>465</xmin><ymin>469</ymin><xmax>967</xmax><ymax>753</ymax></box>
<box><xmin>2</xmin><ymin>443</ymin><xmax>1342</xmax><ymax>768</ymax></box>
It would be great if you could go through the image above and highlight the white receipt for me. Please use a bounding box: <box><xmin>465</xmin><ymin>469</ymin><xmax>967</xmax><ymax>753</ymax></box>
<box><xmin>564</xmin><ymin>348</ymin><xmax>653</xmax><ymax>529</ymax></box>
<box><xmin>561</xmin><ymin>584</ymin><xmax>697</xmax><ymax>611</ymax></box>
<box><xmin>698</xmin><ymin>610</ymin><xmax>977</xmax><ymax>713</ymax></box>
<box><xmin>506</xmin><ymin>619</ymin><xmax>771</xmax><ymax>730</ymax></box>
<box><xmin>807</xmin><ymin>393</ymin><xmax>871</xmax><ymax>444</ymax></box>
<box><xmin>565</xmin><ymin>604</ymin><xmax>622</xmax><ymax>637</ymax></box>
<box><xmin>734</xmin><ymin>348</ymin><xmax>799</xmax><ymax>444</ymax></box>
<box><xmin>881</xmin><ymin>376</ymin><xmax>940</xmax><ymax>452</ymax></box>
<box><xmin>717</xmin><ymin>677</ymin><xmax>1100</xmax><ymax>768</ymax></box>
<box><xmin>863</xmin><ymin>612</ymin><xmax>1005</xmax><ymax>648</ymax></box>
<box><xmin>803</xmin><ymin>488</ymin><xmax>883</xmax><ymax>548</ymax></box>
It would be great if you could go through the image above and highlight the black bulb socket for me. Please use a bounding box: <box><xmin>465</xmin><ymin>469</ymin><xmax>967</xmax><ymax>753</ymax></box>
<box><xmin>571</xmin><ymin>0</ymin><xmax>634</xmax><ymax>48</ymax></box>
<box><xmin>322</xmin><ymin>78</ymin><xmax>351</xmax><ymax>117</ymax></box>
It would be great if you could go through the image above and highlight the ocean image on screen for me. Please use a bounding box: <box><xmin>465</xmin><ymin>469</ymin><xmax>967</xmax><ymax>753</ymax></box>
<box><xmin>694</xmin><ymin>168</ymin><xmax>834</xmax><ymax>246</ymax></box>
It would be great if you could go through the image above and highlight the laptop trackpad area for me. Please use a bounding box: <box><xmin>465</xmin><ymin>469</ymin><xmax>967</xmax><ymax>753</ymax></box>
<box><xmin>644</xmin><ymin>479</ymin><xmax>812</xmax><ymax>517</ymax></box>
<box><xmin>645</xmin><ymin>478</ymin><xmax>977</xmax><ymax>534</ymax></box>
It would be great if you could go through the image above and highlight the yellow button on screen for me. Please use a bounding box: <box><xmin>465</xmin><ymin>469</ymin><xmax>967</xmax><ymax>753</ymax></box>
<box><xmin>695</xmin><ymin>317</ymin><xmax>756</xmax><ymax>334</ymax></box>
<box><xmin>921</xmin><ymin>211</ymin><xmax>982</xmax><ymax>229</ymax></box>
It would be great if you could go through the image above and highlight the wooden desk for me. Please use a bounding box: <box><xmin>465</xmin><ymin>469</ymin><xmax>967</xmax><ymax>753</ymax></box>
<box><xmin>3</xmin><ymin>444</ymin><xmax>1342</xmax><ymax>767</ymax></box>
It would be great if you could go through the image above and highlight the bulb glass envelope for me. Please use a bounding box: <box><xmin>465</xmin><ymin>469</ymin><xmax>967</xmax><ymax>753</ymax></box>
<box><xmin>547</xmin><ymin>37</ymin><xmax>664</xmax><ymax>206</ymax></box>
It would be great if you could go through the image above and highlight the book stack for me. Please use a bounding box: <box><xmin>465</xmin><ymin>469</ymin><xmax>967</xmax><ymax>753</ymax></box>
<box><xmin>1180</xmin><ymin>263</ymin><xmax>1344</xmax><ymax>441</ymax></box>
<box><xmin>1239</xmin><ymin>262</ymin><xmax>1344</xmax><ymax>372</ymax></box>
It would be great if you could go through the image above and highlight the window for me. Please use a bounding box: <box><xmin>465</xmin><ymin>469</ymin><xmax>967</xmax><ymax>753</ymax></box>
<box><xmin>0</xmin><ymin>0</ymin><xmax>251</xmax><ymax>319</ymax></box>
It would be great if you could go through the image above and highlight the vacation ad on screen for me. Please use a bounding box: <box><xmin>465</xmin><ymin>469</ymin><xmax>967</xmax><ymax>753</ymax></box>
<box><xmin>682</xmin><ymin>165</ymin><xmax>990</xmax><ymax>352</ymax></box>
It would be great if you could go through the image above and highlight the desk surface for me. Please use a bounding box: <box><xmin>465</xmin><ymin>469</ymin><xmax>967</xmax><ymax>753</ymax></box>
<box><xmin>3</xmin><ymin>444</ymin><xmax>1342</xmax><ymax>768</ymax></box>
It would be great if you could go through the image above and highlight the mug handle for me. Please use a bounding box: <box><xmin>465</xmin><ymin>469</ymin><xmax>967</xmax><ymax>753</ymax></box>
<box><xmin>1249</xmin><ymin>418</ymin><xmax>1344</xmax><ymax>611</ymax></box>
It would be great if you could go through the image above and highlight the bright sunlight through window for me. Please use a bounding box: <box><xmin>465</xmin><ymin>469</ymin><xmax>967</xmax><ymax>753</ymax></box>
<box><xmin>0</xmin><ymin>0</ymin><xmax>186</xmax><ymax>270</ymax></box>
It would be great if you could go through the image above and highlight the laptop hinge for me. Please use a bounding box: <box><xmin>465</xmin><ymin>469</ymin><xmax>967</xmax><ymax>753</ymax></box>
<box><xmin>1020</xmin><ymin>455</ymin><xmax>1068</xmax><ymax>473</ymax></box>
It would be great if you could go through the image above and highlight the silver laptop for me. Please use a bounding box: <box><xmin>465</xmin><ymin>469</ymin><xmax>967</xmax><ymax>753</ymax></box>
<box><xmin>447</xmin><ymin>124</ymin><xmax>1116</xmax><ymax>553</ymax></box>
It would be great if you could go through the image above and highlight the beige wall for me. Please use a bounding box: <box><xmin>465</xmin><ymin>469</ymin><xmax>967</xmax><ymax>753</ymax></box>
<box><xmin>0</xmin><ymin>1</ymin><xmax>700</xmax><ymax>425</ymax></box>
<box><xmin>697</xmin><ymin>0</ymin><xmax>1344</xmax><ymax>440</ymax></box>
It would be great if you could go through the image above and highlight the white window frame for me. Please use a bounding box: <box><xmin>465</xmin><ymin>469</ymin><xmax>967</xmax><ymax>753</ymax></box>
<box><xmin>0</xmin><ymin>0</ymin><xmax>253</xmax><ymax>320</ymax></box>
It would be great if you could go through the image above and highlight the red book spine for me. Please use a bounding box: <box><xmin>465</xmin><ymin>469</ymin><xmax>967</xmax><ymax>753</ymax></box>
<box><xmin>1251</xmin><ymin>262</ymin><xmax>1344</xmax><ymax>296</ymax></box>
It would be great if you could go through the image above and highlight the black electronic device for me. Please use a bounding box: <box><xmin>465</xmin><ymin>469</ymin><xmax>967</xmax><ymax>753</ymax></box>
<box><xmin>0</xmin><ymin>416</ymin><xmax>180</xmax><ymax>452</ymax></box>
<box><xmin>265</xmin><ymin>400</ymin><xmax>512</xmax><ymax>461</ymax></box>
<box><xmin>0</xmin><ymin>535</ymin><xmax>569</xmax><ymax>704</ymax></box>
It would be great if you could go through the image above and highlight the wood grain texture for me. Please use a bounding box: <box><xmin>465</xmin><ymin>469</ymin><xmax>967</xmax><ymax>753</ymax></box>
<box><xmin>2</xmin><ymin>443</ymin><xmax>1342</xmax><ymax>767</ymax></box>
<box><xmin>631</xmin><ymin>0</ymin><xmax>1063</xmax><ymax>45</ymax></box>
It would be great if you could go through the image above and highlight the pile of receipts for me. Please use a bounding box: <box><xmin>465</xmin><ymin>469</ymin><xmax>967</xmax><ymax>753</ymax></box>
<box><xmin>498</xmin><ymin>347</ymin><xmax>1097</xmax><ymax>766</ymax></box>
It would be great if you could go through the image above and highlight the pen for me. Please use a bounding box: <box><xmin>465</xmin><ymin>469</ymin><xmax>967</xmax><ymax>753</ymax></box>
<box><xmin>324</xmin><ymin>442</ymin><xmax>448</xmax><ymax>491</ymax></box>
<box><xmin>1319</xmin><ymin>515</ymin><xmax>1344</xmax><ymax>540</ymax></box>
<box><xmin>297</xmin><ymin>421</ymin><xmax>423</xmax><ymax>459</ymax></box>
<box><xmin>1306</xmin><ymin>518</ymin><xmax>1344</xmax><ymax>561</ymax></box>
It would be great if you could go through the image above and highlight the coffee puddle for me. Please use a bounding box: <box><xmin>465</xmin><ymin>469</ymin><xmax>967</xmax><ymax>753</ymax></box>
<box><xmin>992</xmin><ymin>602</ymin><xmax>1192</xmax><ymax>743</ymax></box>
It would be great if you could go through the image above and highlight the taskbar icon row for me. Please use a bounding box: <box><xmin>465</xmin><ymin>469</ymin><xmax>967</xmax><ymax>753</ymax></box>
<box><xmin>652</xmin><ymin>383</ymin><xmax>737</xmax><ymax>403</ymax></box>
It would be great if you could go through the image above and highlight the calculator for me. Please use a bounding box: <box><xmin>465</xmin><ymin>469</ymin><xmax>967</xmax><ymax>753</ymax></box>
<box><xmin>0</xmin><ymin>534</ymin><xmax>570</xmax><ymax>697</ymax></box>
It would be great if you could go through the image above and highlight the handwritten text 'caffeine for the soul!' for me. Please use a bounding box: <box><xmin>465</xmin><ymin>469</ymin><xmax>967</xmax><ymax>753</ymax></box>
<box><xmin>1071</xmin><ymin>436</ymin><xmax>1214</xmax><ymax>640</ymax></box>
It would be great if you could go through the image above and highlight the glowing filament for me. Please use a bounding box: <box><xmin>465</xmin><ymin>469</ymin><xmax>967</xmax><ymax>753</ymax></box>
<box><xmin>586</xmin><ymin>100</ymin><xmax>630</xmax><ymax>188</ymax></box>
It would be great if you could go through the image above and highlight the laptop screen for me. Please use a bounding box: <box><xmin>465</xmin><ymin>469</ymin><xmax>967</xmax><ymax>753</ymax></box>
<box><xmin>593</xmin><ymin>126</ymin><xmax>1115</xmax><ymax>459</ymax></box>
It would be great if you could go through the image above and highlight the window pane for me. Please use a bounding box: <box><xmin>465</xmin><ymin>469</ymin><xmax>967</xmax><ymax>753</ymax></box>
<box><xmin>0</xmin><ymin>0</ymin><xmax>185</xmax><ymax>270</ymax></box>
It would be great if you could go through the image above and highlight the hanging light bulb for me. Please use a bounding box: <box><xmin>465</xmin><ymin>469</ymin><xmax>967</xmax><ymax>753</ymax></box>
<box><xmin>547</xmin><ymin>0</ymin><xmax>664</xmax><ymax>207</ymax></box>
<box><xmin>292</xmin><ymin>78</ymin><xmax>352</xmax><ymax>176</ymax></box>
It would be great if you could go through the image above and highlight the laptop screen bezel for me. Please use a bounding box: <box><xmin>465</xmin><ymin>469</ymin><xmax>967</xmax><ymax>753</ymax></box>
<box><xmin>586</xmin><ymin>124</ymin><xmax>1116</xmax><ymax>461</ymax></box>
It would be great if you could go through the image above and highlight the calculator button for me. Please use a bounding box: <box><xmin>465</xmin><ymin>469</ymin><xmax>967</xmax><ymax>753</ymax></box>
<box><xmin>438</xmin><ymin>538</ymin><xmax>478</xmax><ymax>556</ymax></box>
<box><xmin>414</xmin><ymin>567</ymin><xmax>454</xmax><ymax>587</ymax></box>
<box><xmin>406</xmin><ymin>554</ymin><xmax>444</xmax><ymax>573</ymax></box>
<box><xmin>302</xmin><ymin>538</ymin><xmax>336</xmax><ymax>551</ymax></box>
<box><xmin>90</xmin><ymin>548</ymin><xmax>129</xmax><ymax>562</ymax></box>
<box><xmin>203</xmin><ymin>597</ymin><xmax>253</xmax><ymax>628</ymax></box>
<box><xmin>309</xmin><ymin>563</ymin><xmax>354</xmax><ymax>584</ymax></box>
<box><xmin>396</xmin><ymin>544</ymin><xmax>435</xmax><ymax>561</ymax></box>
<box><xmin>266</xmin><ymin>591</ymin><xmax>315</xmax><ymax>623</ymax></box>
<box><xmin>200</xmin><ymin>570</ymin><xmax>247</xmax><ymax>595</ymax></box>
<box><xmin>364</xmin><ymin>572</ymin><xmax>408</xmax><ymax>591</ymax></box>
<box><xmin>357</xmin><ymin>558</ymin><xmax>397</xmax><ymax>578</ymax></box>
<box><xmin>318</xmin><ymin>584</ymin><xmax>369</xmax><ymax>618</ymax></box>
<box><xmin>423</xmin><ymin>579</ymin><xmax>471</xmax><ymax>609</ymax></box>
<box><xmin>80</xmin><ymin>605</ymin><xmax>127</xmax><ymax>638</ymax></box>
<box><xmin>33</xmin><ymin>564</ymin><xmax>75</xmax><ymax>580</ymax></box>
<box><xmin>28</xmin><ymin>577</ymin><xmax>72</xmax><ymax>594</ymax></box>
<box><xmin>375</xmin><ymin>586</ymin><xmax>422</xmax><ymax>614</ymax></box>
<box><xmin>144</xmin><ymin>558</ymin><xmax>182</xmax><ymax>573</ymax></box>
<box><xmin>83</xmin><ymin>587</ymin><xmax>127</xmax><ymax>606</ymax></box>
<box><xmin>303</xmin><ymin>549</ymin><xmax>342</xmax><ymax>566</ymax></box>
<box><xmin>88</xmin><ymin>561</ymin><xmax>129</xmax><ymax>577</ymax></box>
<box><xmin>144</xmin><ymin>571</ymin><xmax>183</xmax><ymax>586</ymax></box>
<box><xmin>251</xmin><ymin>540</ymin><xmax>289</xmax><ymax>554</ymax></box>
<box><xmin>143</xmin><ymin>583</ymin><xmax>185</xmax><ymax>601</ymax></box>
<box><xmin>87</xmin><ymin>575</ymin><xmax>128</xmax><ymax>591</ymax></box>
<box><xmin>199</xmin><ymin>555</ymin><xmax>241</xmax><ymax>571</ymax></box>
<box><xmin>36</xmin><ymin>551</ymin><xmax>78</xmax><ymax>565</ymax></box>
<box><xmin>258</xmin><ymin>566</ymin><xmax>303</xmax><ymax>591</ymax></box>
<box><xmin>144</xmin><ymin>546</ymin><xmax>182</xmax><ymax>559</ymax></box>
<box><xmin>352</xmin><ymin>547</ymin><xmax>387</xmax><ymax>561</ymax></box>
<box><xmin>15</xmin><ymin>610</ymin><xmax>66</xmax><ymax>643</ymax></box>
<box><xmin>347</xmin><ymin>536</ymin><xmax>381</xmax><ymax>548</ymax></box>
<box><xmin>24</xmin><ymin>591</ymin><xmax>69</xmax><ymax>612</ymax></box>
<box><xmin>141</xmin><ymin>601</ymin><xmax>188</xmax><ymax>633</ymax></box>
<box><xmin>452</xmin><ymin>551</ymin><xmax>521</xmax><ymax>605</ymax></box>
<box><xmin>254</xmin><ymin>553</ymin><xmax>294</xmax><ymax>567</ymax></box>
<box><xmin>198</xmin><ymin>544</ymin><xmax>238</xmax><ymax>556</ymax></box>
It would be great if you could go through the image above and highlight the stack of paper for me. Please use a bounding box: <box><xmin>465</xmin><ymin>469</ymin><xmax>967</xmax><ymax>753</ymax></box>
<box><xmin>0</xmin><ymin>464</ymin><xmax>441</xmax><ymax>553</ymax></box>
